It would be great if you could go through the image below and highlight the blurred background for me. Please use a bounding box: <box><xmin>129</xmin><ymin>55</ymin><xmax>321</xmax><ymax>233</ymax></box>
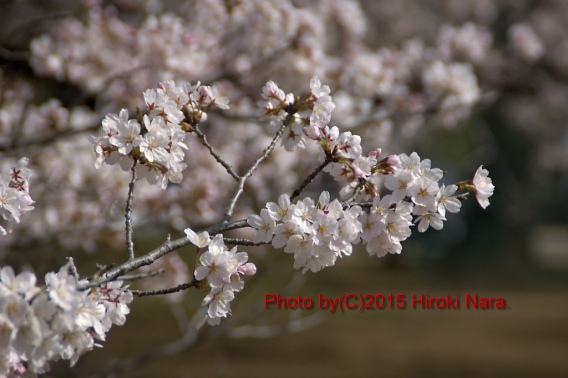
<box><xmin>1</xmin><ymin>0</ymin><xmax>567</xmax><ymax>376</ymax></box>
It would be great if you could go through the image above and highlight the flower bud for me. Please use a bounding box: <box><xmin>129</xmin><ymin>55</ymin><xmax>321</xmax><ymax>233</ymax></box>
<box><xmin>238</xmin><ymin>262</ymin><xmax>257</xmax><ymax>276</ymax></box>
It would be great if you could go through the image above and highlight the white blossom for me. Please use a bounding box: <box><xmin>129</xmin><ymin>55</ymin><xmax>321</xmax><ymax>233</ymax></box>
<box><xmin>472</xmin><ymin>165</ymin><xmax>495</xmax><ymax>209</ymax></box>
<box><xmin>248</xmin><ymin>209</ymin><xmax>276</xmax><ymax>243</ymax></box>
<box><xmin>184</xmin><ymin>227</ymin><xmax>211</xmax><ymax>248</ymax></box>
<box><xmin>436</xmin><ymin>184</ymin><xmax>462</xmax><ymax>216</ymax></box>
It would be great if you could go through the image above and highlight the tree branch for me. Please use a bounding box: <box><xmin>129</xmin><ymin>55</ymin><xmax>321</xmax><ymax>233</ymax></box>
<box><xmin>192</xmin><ymin>124</ymin><xmax>240</xmax><ymax>181</ymax></box>
<box><xmin>66</xmin><ymin>257</ymin><xmax>79</xmax><ymax>279</ymax></box>
<box><xmin>118</xmin><ymin>268</ymin><xmax>165</xmax><ymax>282</ymax></box>
<box><xmin>223</xmin><ymin>238</ymin><xmax>268</xmax><ymax>246</ymax></box>
<box><xmin>77</xmin><ymin>218</ymin><xmax>251</xmax><ymax>290</ymax></box>
<box><xmin>204</xmin><ymin>218</ymin><xmax>249</xmax><ymax>233</ymax></box>
<box><xmin>131</xmin><ymin>279</ymin><xmax>199</xmax><ymax>297</ymax></box>
<box><xmin>125</xmin><ymin>161</ymin><xmax>137</xmax><ymax>260</ymax></box>
<box><xmin>221</xmin><ymin>106</ymin><xmax>295</xmax><ymax>222</ymax></box>
<box><xmin>290</xmin><ymin>152</ymin><xmax>336</xmax><ymax>202</ymax></box>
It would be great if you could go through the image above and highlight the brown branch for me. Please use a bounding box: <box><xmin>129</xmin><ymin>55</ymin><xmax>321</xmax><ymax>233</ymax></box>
<box><xmin>125</xmin><ymin>161</ymin><xmax>138</xmax><ymax>260</ymax></box>
<box><xmin>223</xmin><ymin>238</ymin><xmax>268</xmax><ymax>246</ymax></box>
<box><xmin>118</xmin><ymin>268</ymin><xmax>165</xmax><ymax>282</ymax></box>
<box><xmin>76</xmin><ymin>218</ymin><xmax>251</xmax><ymax>290</ymax></box>
<box><xmin>192</xmin><ymin>124</ymin><xmax>240</xmax><ymax>181</ymax></box>
<box><xmin>221</xmin><ymin>105</ymin><xmax>295</xmax><ymax>223</ymax></box>
<box><xmin>290</xmin><ymin>152</ymin><xmax>336</xmax><ymax>202</ymax></box>
<box><xmin>131</xmin><ymin>279</ymin><xmax>199</xmax><ymax>297</ymax></box>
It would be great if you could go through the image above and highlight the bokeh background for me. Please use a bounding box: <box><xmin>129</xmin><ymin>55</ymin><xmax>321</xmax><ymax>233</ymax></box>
<box><xmin>1</xmin><ymin>0</ymin><xmax>567</xmax><ymax>377</ymax></box>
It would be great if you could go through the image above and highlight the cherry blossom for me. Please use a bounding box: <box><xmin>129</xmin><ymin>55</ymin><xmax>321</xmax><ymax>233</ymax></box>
<box><xmin>471</xmin><ymin>165</ymin><xmax>495</xmax><ymax>209</ymax></box>
<box><xmin>0</xmin><ymin>159</ymin><xmax>34</xmax><ymax>235</ymax></box>
<box><xmin>247</xmin><ymin>209</ymin><xmax>277</xmax><ymax>243</ymax></box>
<box><xmin>0</xmin><ymin>264</ymin><xmax>133</xmax><ymax>375</ymax></box>
<box><xmin>0</xmin><ymin>66</ymin><xmax>495</xmax><ymax>375</ymax></box>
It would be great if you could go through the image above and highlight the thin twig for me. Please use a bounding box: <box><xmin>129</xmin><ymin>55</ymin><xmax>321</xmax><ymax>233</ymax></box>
<box><xmin>131</xmin><ymin>279</ymin><xmax>199</xmax><ymax>297</ymax></box>
<box><xmin>204</xmin><ymin>218</ymin><xmax>249</xmax><ymax>233</ymax></box>
<box><xmin>92</xmin><ymin>263</ymin><xmax>115</xmax><ymax>281</ymax></box>
<box><xmin>125</xmin><ymin>161</ymin><xmax>138</xmax><ymax>260</ymax></box>
<box><xmin>118</xmin><ymin>268</ymin><xmax>165</xmax><ymax>282</ymax></box>
<box><xmin>79</xmin><ymin>240</ymin><xmax>182</xmax><ymax>290</ymax></box>
<box><xmin>192</xmin><ymin>124</ymin><xmax>240</xmax><ymax>181</ymax></box>
<box><xmin>77</xmin><ymin>218</ymin><xmax>249</xmax><ymax>290</ymax></box>
<box><xmin>223</xmin><ymin>238</ymin><xmax>268</xmax><ymax>246</ymax></box>
<box><xmin>290</xmin><ymin>152</ymin><xmax>336</xmax><ymax>202</ymax></box>
<box><xmin>222</xmin><ymin>106</ymin><xmax>295</xmax><ymax>223</ymax></box>
<box><xmin>66</xmin><ymin>257</ymin><xmax>79</xmax><ymax>280</ymax></box>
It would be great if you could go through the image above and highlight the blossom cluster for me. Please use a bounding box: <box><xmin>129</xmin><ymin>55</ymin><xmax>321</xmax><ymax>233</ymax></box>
<box><xmin>0</xmin><ymin>158</ymin><xmax>34</xmax><ymax>236</ymax></box>
<box><xmin>303</xmin><ymin>77</ymin><xmax>337</xmax><ymax>141</ymax></box>
<box><xmin>0</xmin><ymin>264</ymin><xmax>132</xmax><ymax>376</ymax></box>
<box><xmin>3</xmin><ymin>0</ymin><xmax>562</xmax><ymax>259</ymax></box>
<box><xmin>90</xmin><ymin>80</ymin><xmax>229</xmax><ymax>189</ymax></box>
<box><xmin>258</xmin><ymin>77</ymin><xmax>336</xmax><ymax>152</ymax></box>
<box><xmin>248</xmin><ymin>193</ymin><xmax>361</xmax><ymax>273</ymax></box>
<box><xmin>184</xmin><ymin>229</ymin><xmax>256</xmax><ymax>327</ymax></box>
<box><xmin>2</xmin><ymin>0</ymin><xmax>503</xmax><ymax>256</ymax></box>
<box><xmin>248</xmin><ymin>155</ymin><xmax>493</xmax><ymax>272</ymax></box>
<box><xmin>0</xmin><ymin>68</ymin><xmax>495</xmax><ymax>377</ymax></box>
<box><xmin>249</xmin><ymin>77</ymin><xmax>494</xmax><ymax>272</ymax></box>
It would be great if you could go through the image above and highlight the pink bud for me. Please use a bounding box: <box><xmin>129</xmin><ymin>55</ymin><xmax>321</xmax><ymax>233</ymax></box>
<box><xmin>328</xmin><ymin>126</ymin><xmax>339</xmax><ymax>141</ymax></box>
<box><xmin>386</xmin><ymin>154</ymin><xmax>400</xmax><ymax>167</ymax></box>
<box><xmin>238</xmin><ymin>262</ymin><xmax>257</xmax><ymax>276</ymax></box>
<box><xmin>369</xmin><ymin>148</ymin><xmax>382</xmax><ymax>157</ymax></box>
<box><xmin>198</xmin><ymin>85</ymin><xmax>212</xmax><ymax>98</ymax></box>
<box><xmin>303</xmin><ymin>125</ymin><xmax>321</xmax><ymax>140</ymax></box>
